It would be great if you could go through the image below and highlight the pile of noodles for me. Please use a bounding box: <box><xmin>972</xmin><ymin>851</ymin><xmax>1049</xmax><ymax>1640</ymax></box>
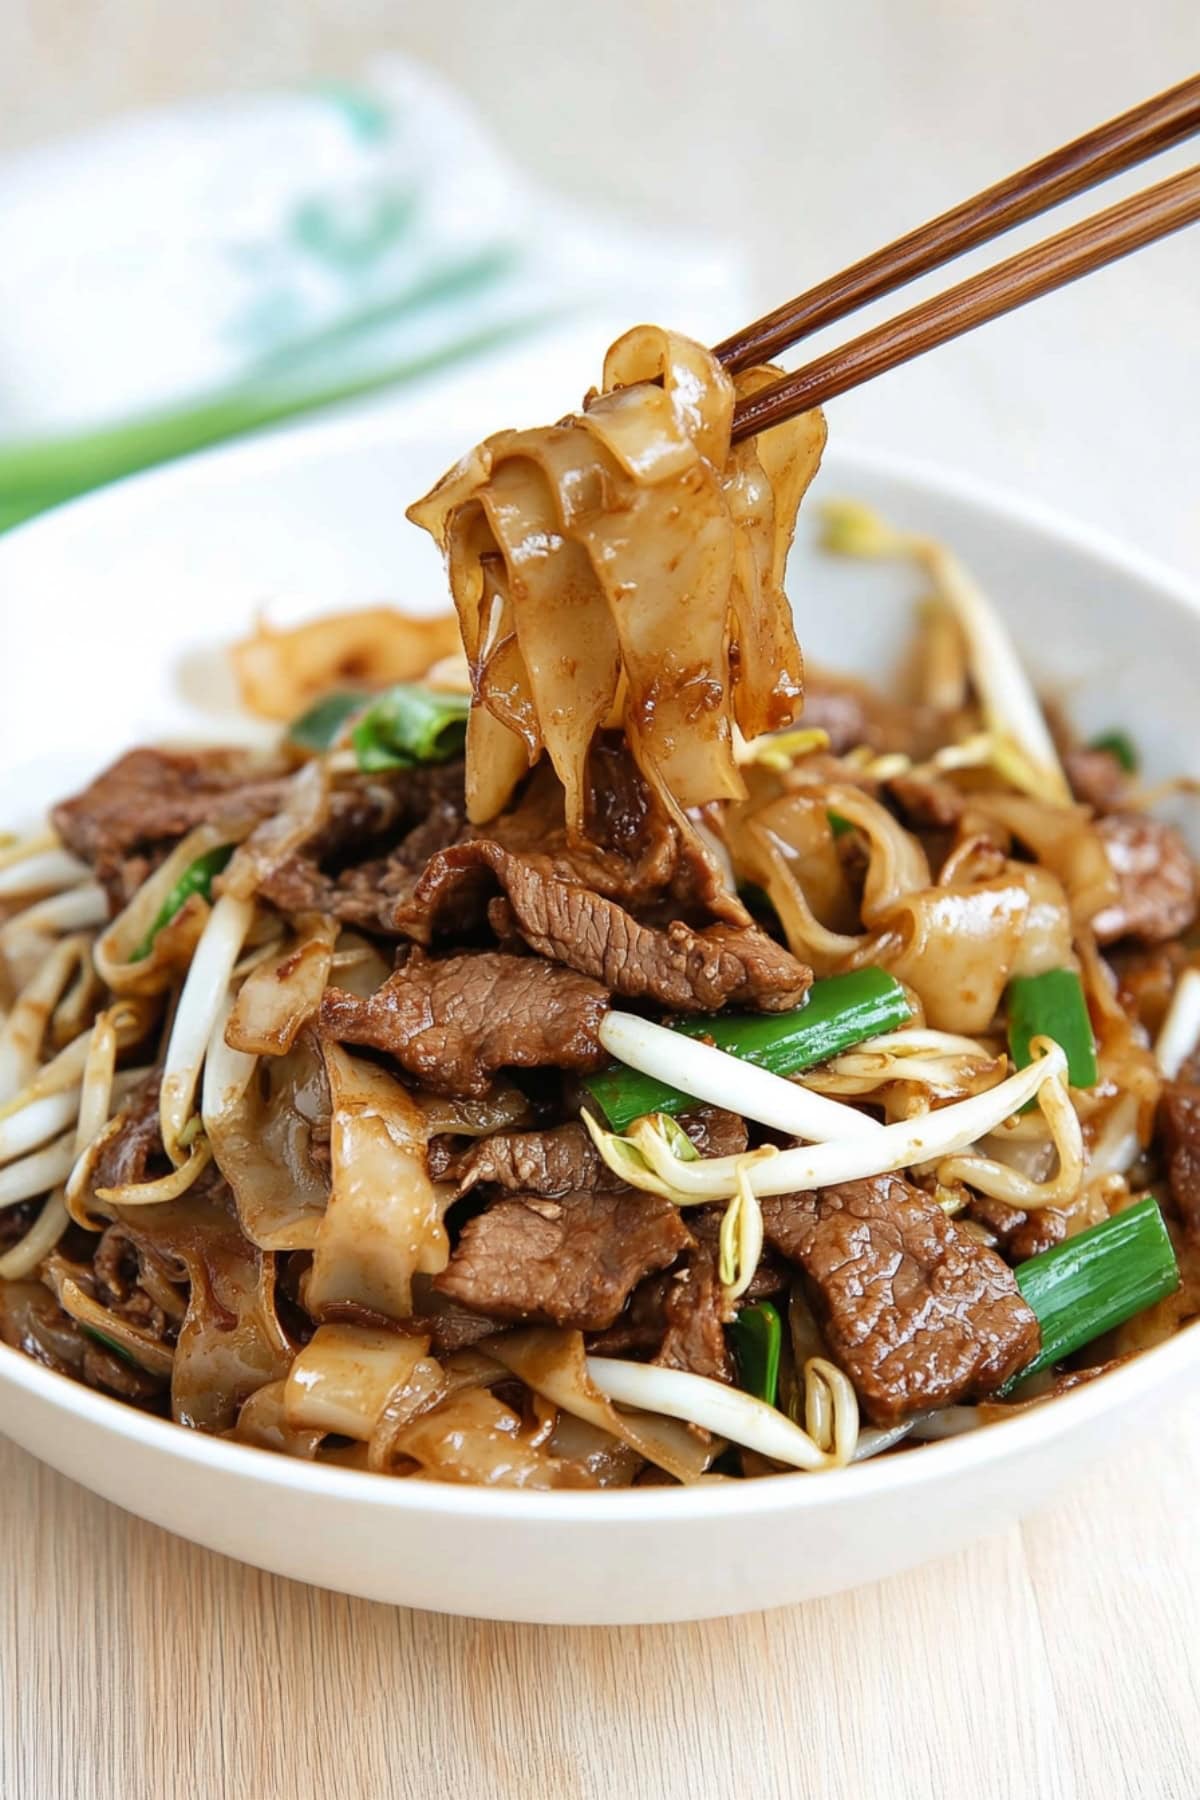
<box><xmin>406</xmin><ymin>325</ymin><xmax>826</xmax><ymax>832</ymax></box>
<box><xmin>0</xmin><ymin>326</ymin><xmax>1196</xmax><ymax>1486</ymax></box>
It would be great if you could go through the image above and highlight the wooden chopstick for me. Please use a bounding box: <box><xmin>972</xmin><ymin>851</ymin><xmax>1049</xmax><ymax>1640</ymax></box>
<box><xmin>715</xmin><ymin>74</ymin><xmax>1200</xmax><ymax>374</ymax></box>
<box><xmin>730</xmin><ymin>163</ymin><xmax>1200</xmax><ymax>443</ymax></box>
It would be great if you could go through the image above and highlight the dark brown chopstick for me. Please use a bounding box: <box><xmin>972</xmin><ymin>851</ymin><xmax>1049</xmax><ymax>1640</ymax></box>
<box><xmin>715</xmin><ymin>73</ymin><xmax>1200</xmax><ymax>373</ymax></box>
<box><xmin>730</xmin><ymin>163</ymin><xmax>1200</xmax><ymax>443</ymax></box>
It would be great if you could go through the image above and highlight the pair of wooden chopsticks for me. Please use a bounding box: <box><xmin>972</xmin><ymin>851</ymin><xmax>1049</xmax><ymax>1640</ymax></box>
<box><xmin>721</xmin><ymin>75</ymin><xmax>1200</xmax><ymax>441</ymax></box>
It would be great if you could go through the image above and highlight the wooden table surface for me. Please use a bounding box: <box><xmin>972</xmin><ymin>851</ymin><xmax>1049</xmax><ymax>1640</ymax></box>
<box><xmin>3</xmin><ymin>1413</ymin><xmax>1198</xmax><ymax>1800</ymax></box>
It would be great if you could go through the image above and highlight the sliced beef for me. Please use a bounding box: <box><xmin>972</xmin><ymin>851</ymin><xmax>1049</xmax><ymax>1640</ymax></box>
<box><xmin>394</xmin><ymin>840</ymin><xmax>811</xmax><ymax>1012</ymax></box>
<box><xmin>321</xmin><ymin>950</ymin><xmax>610</xmax><ymax>1096</ymax></box>
<box><xmin>1091</xmin><ymin>813</ymin><xmax>1197</xmax><ymax>946</ymax></box>
<box><xmin>586</xmin><ymin>1199</ymin><xmax>783</xmax><ymax>1374</ymax></box>
<box><xmin>432</xmin><ymin>1105</ymin><xmax>748</xmax><ymax>1198</ymax></box>
<box><xmin>761</xmin><ymin>1175</ymin><xmax>1040</xmax><ymax>1424</ymax></box>
<box><xmin>90</xmin><ymin>1070</ymin><xmax>166</xmax><ymax>1193</ymax></box>
<box><xmin>433</xmin><ymin>1189</ymin><xmax>691</xmax><ymax>1330</ymax></box>
<box><xmin>801</xmin><ymin>672</ymin><xmax>945</xmax><ymax>760</ymax></box>
<box><xmin>966</xmin><ymin>1194</ymin><xmax>1068</xmax><ymax>1263</ymax></box>
<box><xmin>1161</xmin><ymin>1081</ymin><xmax>1200</xmax><ymax>1236</ymax></box>
<box><xmin>52</xmin><ymin>748</ymin><xmax>292</xmax><ymax>906</ymax></box>
<box><xmin>256</xmin><ymin>761</ymin><xmax>468</xmax><ymax>929</ymax></box>
<box><xmin>432</xmin><ymin>1122</ymin><xmax>624</xmax><ymax>1198</ymax></box>
<box><xmin>1064</xmin><ymin>746</ymin><xmax>1130</xmax><ymax>814</ymax></box>
<box><xmin>886</xmin><ymin>772</ymin><xmax>966</xmax><ymax>830</ymax></box>
<box><xmin>654</xmin><ymin>1240</ymin><xmax>733</xmax><ymax>1382</ymax></box>
<box><xmin>1111</xmin><ymin>940</ymin><xmax>1188</xmax><ymax>1036</ymax></box>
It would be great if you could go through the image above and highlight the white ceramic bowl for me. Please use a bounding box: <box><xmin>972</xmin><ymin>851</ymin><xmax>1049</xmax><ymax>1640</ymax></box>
<box><xmin>1</xmin><ymin>418</ymin><xmax>1197</xmax><ymax>1624</ymax></box>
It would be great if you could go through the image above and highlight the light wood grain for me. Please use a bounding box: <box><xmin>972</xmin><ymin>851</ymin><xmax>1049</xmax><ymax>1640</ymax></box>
<box><xmin>3</xmin><ymin>1416</ymin><xmax>1199</xmax><ymax>1800</ymax></box>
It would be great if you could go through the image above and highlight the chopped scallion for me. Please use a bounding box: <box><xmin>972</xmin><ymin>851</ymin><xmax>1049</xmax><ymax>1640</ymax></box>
<box><xmin>130</xmin><ymin>845</ymin><xmax>234</xmax><ymax>963</ymax></box>
<box><xmin>583</xmin><ymin>968</ymin><xmax>912</xmax><ymax>1132</ymax></box>
<box><xmin>351</xmin><ymin>683</ymin><xmax>470</xmax><ymax>771</ymax></box>
<box><xmin>1087</xmin><ymin>729</ymin><xmax>1138</xmax><ymax>774</ymax></box>
<box><xmin>287</xmin><ymin>689</ymin><xmax>366</xmax><ymax>751</ymax></box>
<box><xmin>1007</xmin><ymin>968</ymin><xmax>1098</xmax><ymax>1091</ymax></box>
<box><xmin>1010</xmin><ymin>1197</ymin><xmax>1179</xmax><ymax>1388</ymax></box>
<box><xmin>730</xmin><ymin>1301</ymin><xmax>783</xmax><ymax>1407</ymax></box>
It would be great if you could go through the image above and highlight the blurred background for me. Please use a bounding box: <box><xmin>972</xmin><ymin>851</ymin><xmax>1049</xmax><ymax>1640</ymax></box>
<box><xmin>2</xmin><ymin>0</ymin><xmax>1197</xmax><ymax>566</ymax></box>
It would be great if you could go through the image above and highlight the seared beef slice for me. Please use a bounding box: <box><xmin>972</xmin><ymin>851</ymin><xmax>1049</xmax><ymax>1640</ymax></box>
<box><xmin>763</xmin><ymin>1175</ymin><xmax>1040</xmax><ymax>1424</ymax></box>
<box><xmin>395</xmin><ymin>841</ymin><xmax>811</xmax><ymax>1011</ymax></box>
<box><xmin>321</xmin><ymin>951</ymin><xmax>610</xmax><ymax>1096</ymax></box>
<box><xmin>435</xmin><ymin>1190</ymin><xmax>691</xmax><ymax>1330</ymax></box>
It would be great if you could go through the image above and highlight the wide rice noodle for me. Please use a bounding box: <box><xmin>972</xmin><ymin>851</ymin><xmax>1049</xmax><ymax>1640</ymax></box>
<box><xmin>232</xmin><ymin>606</ymin><xmax>462</xmax><ymax>721</ymax></box>
<box><xmin>306</xmin><ymin>1043</ymin><xmax>452</xmax><ymax>1320</ymax></box>
<box><xmin>407</xmin><ymin>326</ymin><xmax>826</xmax><ymax>832</ymax></box>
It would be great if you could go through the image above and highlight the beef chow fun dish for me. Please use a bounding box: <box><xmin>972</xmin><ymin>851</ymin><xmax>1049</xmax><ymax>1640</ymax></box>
<box><xmin>2</xmin><ymin>323</ymin><xmax>1198</xmax><ymax>1489</ymax></box>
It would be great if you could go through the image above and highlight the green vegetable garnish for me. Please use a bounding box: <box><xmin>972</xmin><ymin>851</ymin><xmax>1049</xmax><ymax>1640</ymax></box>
<box><xmin>1007</xmin><ymin>968</ymin><xmax>1098</xmax><ymax>1092</ymax></box>
<box><xmin>583</xmin><ymin>968</ymin><xmax>912</xmax><ymax>1132</ymax></box>
<box><xmin>81</xmin><ymin>1325</ymin><xmax>140</xmax><ymax>1367</ymax></box>
<box><xmin>130</xmin><ymin>844</ymin><xmax>234</xmax><ymax>962</ymax></box>
<box><xmin>1010</xmin><ymin>1197</ymin><xmax>1178</xmax><ymax>1387</ymax></box>
<box><xmin>730</xmin><ymin>1301</ymin><xmax>783</xmax><ymax>1407</ymax></box>
<box><xmin>827</xmin><ymin>810</ymin><xmax>855</xmax><ymax>838</ymax></box>
<box><xmin>287</xmin><ymin>689</ymin><xmax>366</xmax><ymax>751</ymax></box>
<box><xmin>351</xmin><ymin>683</ymin><xmax>470</xmax><ymax>771</ymax></box>
<box><xmin>1087</xmin><ymin>729</ymin><xmax>1138</xmax><ymax>774</ymax></box>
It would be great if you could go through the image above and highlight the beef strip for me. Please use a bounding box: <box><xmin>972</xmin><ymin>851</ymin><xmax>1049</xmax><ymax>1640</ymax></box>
<box><xmin>256</xmin><ymin>761</ymin><xmax>468</xmax><ymax>928</ymax></box>
<box><xmin>1160</xmin><ymin>1080</ymin><xmax>1200</xmax><ymax>1236</ymax></box>
<box><xmin>801</xmin><ymin>672</ymin><xmax>946</xmax><ymax>760</ymax></box>
<box><xmin>1110</xmin><ymin>940</ymin><xmax>1189</xmax><ymax>1037</ymax></box>
<box><xmin>586</xmin><ymin>1199</ymin><xmax>783</xmax><ymax>1374</ymax></box>
<box><xmin>90</xmin><ymin>1069</ymin><xmax>166</xmax><ymax>1193</ymax></box>
<box><xmin>886</xmin><ymin>772</ymin><xmax>966</xmax><ymax>830</ymax></box>
<box><xmin>321</xmin><ymin>949</ymin><xmax>611</xmax><ymax>1097</ymax></box>
<box><xmin>1091</xmin><ymin>813</ymin><xmax>1198</xmax><ymax>946</ymax></box>
<box><xmin>431</xmin><ymin>1122</ymin><xmax>626</xmax><ymax>1198</ymax></box>
<box><xmin>394</xmin><ymin>839</ymin><xmax>811</xmax><ymax>1011</ymax></box>
<box><xmin>653</xmin><ymin>1239</ymin><xmax>733</xmax><ymax>1382</ymax></box>
<box><xmin>432</xmin><ymin>1105</ymin><xmax>748</xmax><ymax>1198</ymax></box>
<box><xmin>761</xmin><ymin>1175</ymin><xmax>1040</xmax><ymax>1424</ymax></box>
<box><xmin>966</xmin><ymin>1194</ymin><xmax>1068</xmax><ymax>1263</ymax></box>
<box><xmin>433</xmin><ymin>1188</ymin><xmax>691</xmax><ymax>1330</ymax></box>
<box><xmin>1064</xmin><ymin>747</ymin><xmax>1130</xmax><ymax>814</ymax></box>
<box><xmin>53</xmin><ymin>747</ymin><xmax>293</xmax><ymax>906</ymax></box>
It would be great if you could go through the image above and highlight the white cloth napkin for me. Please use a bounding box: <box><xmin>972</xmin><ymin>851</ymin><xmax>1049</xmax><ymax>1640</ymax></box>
<box><xmin>0</xmin><ymin>56</ymin><xmax>744</xmax><ymax>527</ymax></box>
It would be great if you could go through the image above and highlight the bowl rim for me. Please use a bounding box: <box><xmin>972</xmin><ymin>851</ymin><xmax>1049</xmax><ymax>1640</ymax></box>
<box><xmin>1</xmin><ymin>414</ymin><xmax>1197</xmax><ymax>1526</ymax></box>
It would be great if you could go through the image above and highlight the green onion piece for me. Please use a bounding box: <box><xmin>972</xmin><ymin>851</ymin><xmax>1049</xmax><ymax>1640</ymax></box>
<box><xmin>287</xmin><ymin>689</ymin><xmax>366</xmax><ymax>751</ymax></box>
<box><xmin>827</xmin><ymin>810</ymin><xmax>854</xmax><ymax>838</ymax></box>
<box><xmin>1087</xmin><ymin>729</ymin><xmax>1138</xmax><ymax>774</ymax></box>
<box><xmin>730</xmin><ymin>1301</ymin><xmax>783</xmax><ymax>1407</ymax></box>
<box><xmin>1007</xmin><ymin>968</ymin><xmax>1098</xmax><ymax>1091</ymax></box>
<box><xmin>351</xmin><ymin>683</ymin><xmax>470</xmax><ymax>771</ymax></box>
<box><xmin>130</xmin><ymin>845</ymin><xmax>234</xmax><ymax>963</ymax></box>
<box><xmin>583</xmin><ymin>968</ymin><xmax>913</xmax><ymax>1132</ymax></box>
<box><xmin>1011</xmin><ymin>1197</ymin><xmax>1179</xmax><ymax>1387</ymax></box>
<box><xmin>81</xmin><ymin>1325</ymin><xmax>139</xmax><ymax>1367</ymax></box>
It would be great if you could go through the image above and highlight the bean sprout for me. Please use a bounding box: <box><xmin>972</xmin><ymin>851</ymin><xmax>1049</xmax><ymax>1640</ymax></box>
<box><xmin>0</xmin><ymin>882</ymin><xmax>107</xmax><ymax>946</ymax></box>
<box><xmin>0</xmin><ymin>848</ymin><xmax>90</xmax><ymax>899</ymax></box>
<box><xmin>587</xmin><ymin>1042</ymin><xmax>1069</xmax><ymax>1202</ymax></box>
<box><xmin>1156</xmin><ymin>967</ymin><xmax>1200</xmax><ymax>1079</ymax></box>
<box><xmin>160</xmin><ymin>893</ymin><xmax>255</xmax><ymax>1162</ymax></box>
<box><xmin>938</xmin><ymin>1054</ymin><xmax>1084</xmax><ymax>1210</ymax></box>
<box><xmin>585</xmin><ymin>1355</ymin><xmax>860</xmax><ymax>1471</ymax></box>
<box><xmin>598</xmin><ymin>1010</ymin><xmax>881</xmax><ymax>1143</ymax></box>
<box><xmin>0</xmin><ymin>936</ymin><xmax>91</xmax><ymax>1105</ymax></box>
